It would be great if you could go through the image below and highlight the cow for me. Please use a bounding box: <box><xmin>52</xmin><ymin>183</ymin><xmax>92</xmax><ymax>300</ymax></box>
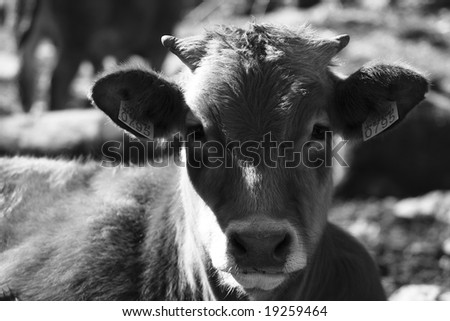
<box><xmin>16</xmin><ymin>0</ymin><xmax>183</xmax><ymax>112</ymax></box>
<box><xmin>0</xmin><ymin>23</ymin><xmax>428</xmax><ymax>300</ymax></box>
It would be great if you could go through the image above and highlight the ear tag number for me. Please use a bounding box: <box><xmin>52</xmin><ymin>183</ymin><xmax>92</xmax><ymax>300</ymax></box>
<box><xmin>362</xmin><ymin>102</ymin><xmax>399</xmax><ymax>141</ymax></box>
<box><xmin>118</xmin><ymin>101</ymin><xmax>154</xmax><ymax>139</ymax></box>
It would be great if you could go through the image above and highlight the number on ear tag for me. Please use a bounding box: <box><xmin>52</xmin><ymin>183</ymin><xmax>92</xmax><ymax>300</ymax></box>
<box><xmin>362</xmin><ymin>102</ymin><xmax>399</xmax><ymax>141</ymax></box>
<box><xmin>118</xmin><ymin>101</ymin><xmax>154</xmax><ymax>139</ymax></box>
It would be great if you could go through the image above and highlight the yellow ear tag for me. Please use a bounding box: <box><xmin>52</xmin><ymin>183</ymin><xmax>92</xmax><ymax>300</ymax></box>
<box><xmin>118</xmin><ymin>101</ymin><xmax>154</xmax><ymax>139</ymax></box>
<box><xmin>362</xmin><ymin>101</ymin><xmax>399</xmax><ymax>141</ymax></box>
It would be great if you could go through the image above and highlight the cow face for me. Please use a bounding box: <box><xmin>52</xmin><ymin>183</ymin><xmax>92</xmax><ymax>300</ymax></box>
<box><xmin>92</xmin><ymin>24</ymin><xmax>428</xmax><ymax>298</ymax></box>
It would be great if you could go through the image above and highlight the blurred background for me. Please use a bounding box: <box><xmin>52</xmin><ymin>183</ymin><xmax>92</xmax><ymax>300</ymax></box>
<box><xmin>0</xmin><ymin>0</ymin><xmax>450</xmax><ymax>300</ymax></box>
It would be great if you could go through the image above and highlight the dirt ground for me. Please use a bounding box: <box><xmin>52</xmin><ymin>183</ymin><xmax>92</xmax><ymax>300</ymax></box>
<box><xmin>1</xmin><ymin>0</ymin><xmax>450</xmax><ymax>299</ymax></box>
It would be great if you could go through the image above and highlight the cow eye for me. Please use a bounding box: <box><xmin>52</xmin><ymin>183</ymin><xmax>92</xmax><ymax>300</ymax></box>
<box><xmin>311</xmin><ymin>124</ymin><xmax>329</xmax><ymax>140</ymax></box>
<box><xmin>187</xmin><ymin>124</ymin><xmax>205</xmax><ymax>140</ymax></box>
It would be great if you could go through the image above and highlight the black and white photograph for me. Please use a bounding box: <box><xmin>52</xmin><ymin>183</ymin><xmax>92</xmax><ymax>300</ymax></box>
<box><xmin>0</xmin><ymin>0</ymin><xmax>449</xmax><ymax>316</ymax></box>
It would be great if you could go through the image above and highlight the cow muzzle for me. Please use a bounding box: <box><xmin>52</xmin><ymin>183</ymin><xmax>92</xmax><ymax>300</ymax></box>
<box><xmin>228</xmin><ymin>230</ymin><xmax>292</xmax><ymax>270</ymax></box>
<box><xmin>224</xmin><ymin>221</ymin><xmax>301</xmax><ymax>291</ymax></box>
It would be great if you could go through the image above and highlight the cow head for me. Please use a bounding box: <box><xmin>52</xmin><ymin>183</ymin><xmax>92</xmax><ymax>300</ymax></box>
<box><xmin>91</xmin><ymin>24</ymin><xmax>428</xmax><ymax>299</ymax></box>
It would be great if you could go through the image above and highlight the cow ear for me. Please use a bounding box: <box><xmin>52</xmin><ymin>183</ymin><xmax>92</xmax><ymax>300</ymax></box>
<box><xmin>90</xmin><ymin>66</ymin><xmax>188</xmax><ymax>139</ymax></box>
<box><xmin>330</xmin><ymin>64</ymin><xmax>429</xmax><ymax>140</ymax></box>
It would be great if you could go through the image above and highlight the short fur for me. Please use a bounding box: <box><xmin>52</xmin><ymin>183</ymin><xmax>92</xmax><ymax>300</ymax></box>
<box><xmin>0</xmin><ymin>157</ymin><xmax>383</xmax><ymax>300</ymax></box>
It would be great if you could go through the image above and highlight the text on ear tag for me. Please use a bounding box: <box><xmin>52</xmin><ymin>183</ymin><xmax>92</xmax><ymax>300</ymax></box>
<box><xmin>362</xmin><ymin>102</ymin><xmax>399</xmax><ymax>141</ymax></box>
<box><xmin>118</xmin><ymin>101</ymin><xmax>154</xmax><ymax>139</ymax></box>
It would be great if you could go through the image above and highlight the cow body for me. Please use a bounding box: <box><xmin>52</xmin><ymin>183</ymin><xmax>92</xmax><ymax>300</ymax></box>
<box><xmin>16</xmin><ymin>0</ymin><xmax>182</xmax><ymax>111</ymax></box>
<box><xmin>0</xmin><ymin>24</ymin><xmax>428</xmax><ymax>300</ymax></box>
<box><xmin>0</xmin><ymin>157</ymin><xmax>382</xmax><ymax>300</ymax></box>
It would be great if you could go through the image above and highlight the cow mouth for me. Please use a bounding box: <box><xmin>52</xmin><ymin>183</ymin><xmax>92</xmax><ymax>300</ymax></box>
<box><xmin>230</xmin><ymin>271</ymin><xmax>287</xmax><ymax>291</ymax></box>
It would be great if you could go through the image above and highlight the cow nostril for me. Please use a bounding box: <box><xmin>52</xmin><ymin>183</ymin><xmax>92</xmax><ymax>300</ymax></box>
<box><xmin>230</xmin><ymin>234</ymin><xmax>247</xmax><ymax>257</ymax></box>
<box><xmin>228</xmin><ymin>230</ymin><xmax>292</xmax><ymax>266</ymax></box>
<box><xmin>273</xmin><ymin>233</ymin><xmax>291</xmax><ymax>260</ymax></box>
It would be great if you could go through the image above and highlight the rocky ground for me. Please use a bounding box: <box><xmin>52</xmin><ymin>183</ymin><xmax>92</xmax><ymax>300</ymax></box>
<box><xmin>331</xmin><ymin>192</ymin><xmax>450</xmax><ymax>300</ymax></box>
<box><xmin>0</xmin><ymin>0</ymin><xmax>450</xmax><ymax>300</ymax></box>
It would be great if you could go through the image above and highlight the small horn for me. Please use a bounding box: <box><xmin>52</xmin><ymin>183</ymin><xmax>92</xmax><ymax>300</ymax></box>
<box><xmin>334</xmin><ymin>34</ymin><xmax>350</xmax><ymax>52</ymax></box>
<box><xmin>161</xmin><ymin>35</ymin><xmax>206</xmax><ymax>71</ymax></box>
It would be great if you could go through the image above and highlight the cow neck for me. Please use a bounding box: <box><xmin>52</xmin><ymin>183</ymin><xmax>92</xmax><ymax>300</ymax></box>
<box><xmin>137</xmin><ymin>165</ymin><xmax>210</xmax><ymax>300</ymax></box>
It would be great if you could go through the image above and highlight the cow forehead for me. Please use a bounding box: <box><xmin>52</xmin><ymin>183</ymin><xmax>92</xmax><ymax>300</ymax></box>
<box><xmin>201</xmin><ymin>24</ymin><xmax>337</xmax><ymax>68</ymax></box>
<box><xmin>185</xmin><ymin>25</ymin><xmax>335</xmax><ymax>142</ymax></box>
